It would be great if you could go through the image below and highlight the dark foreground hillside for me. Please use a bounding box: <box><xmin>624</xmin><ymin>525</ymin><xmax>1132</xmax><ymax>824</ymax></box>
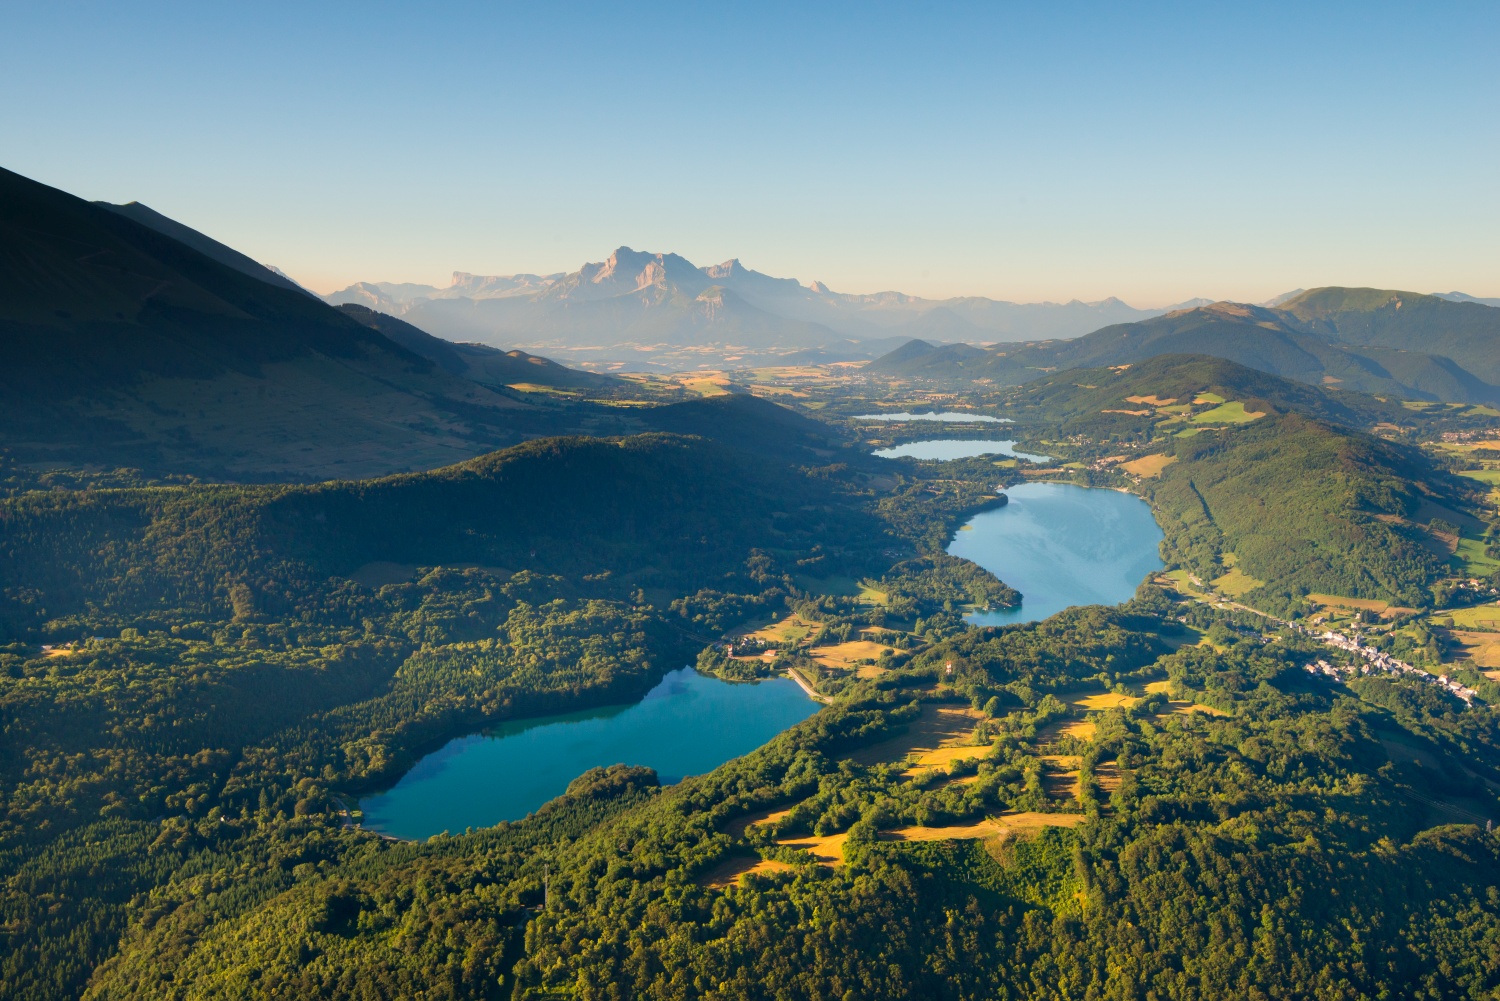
<box><xmin>0</xmin><ymin>166</ymin><xmax>612</xmax><ymax>478</ymax></box>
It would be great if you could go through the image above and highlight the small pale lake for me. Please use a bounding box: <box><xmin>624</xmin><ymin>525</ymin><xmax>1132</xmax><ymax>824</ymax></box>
<box><xmin>873</xmin><ymin>438</ymin><xmax>1051</xmax><ymax>462</ymax></box>
<box><xmin>855</xmin><ymin>411</ymin><xmax>1012</xmax><ymax>423</ymax></box>
<box><xmin>360</xmin><ymin>668</ymin><xmax>818</xmax><ymax>840</ymax></box>
<box><xmin>949</xmin><ymin>482</ymin><xmax>1165</xmax><ymax>626</ymax></box>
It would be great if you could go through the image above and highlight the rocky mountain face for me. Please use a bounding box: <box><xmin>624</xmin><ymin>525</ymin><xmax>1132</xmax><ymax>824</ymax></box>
<box><xmin>322</xmin><ymin>247</ymin><xmax>1194</xmax><ymax>366</ymax></box>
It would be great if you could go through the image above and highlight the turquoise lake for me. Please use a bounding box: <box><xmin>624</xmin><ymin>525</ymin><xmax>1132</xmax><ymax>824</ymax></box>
<box><xmin>874</xmin><ymin>439</ymin><xmax>1050</xmax><ymax>462</ymax></box>
<box><xmin>360</xmin><ymin>668</ymin><xmax>818</xmax><ymax>840</ymax></box>
<box><xmin>949</xmin><ymin>481</ymin><xmax>1165</xmax><ymax>626</ymax></box>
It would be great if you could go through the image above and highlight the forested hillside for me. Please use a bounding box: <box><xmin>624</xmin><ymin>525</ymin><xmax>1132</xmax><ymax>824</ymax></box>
<box><xmin>1148</xmin><ymin>413</ymin><xmax>1462</xmax><ymax>608</ymax></box>
<box><xmin>866</xmin><ymin>289</ymin><xmax>1500</xmax><ymax>404</ymax></box>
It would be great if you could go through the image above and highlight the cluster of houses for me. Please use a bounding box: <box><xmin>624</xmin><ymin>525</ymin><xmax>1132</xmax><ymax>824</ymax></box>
<box><xmin>1307</xmin><ymin>629</ymin><xmax>1479</xmax><ymax>704</ymax></box>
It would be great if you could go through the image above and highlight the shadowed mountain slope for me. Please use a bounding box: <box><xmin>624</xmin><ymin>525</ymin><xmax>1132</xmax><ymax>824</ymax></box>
<box><xmin>634</xmin><ymin>392</ymin><xmax>847</xmax><ymax>462</ymax></box>
<box><xmin>94</xmin><ymin>200</ymin><xmax>313</xmax><ymax>297</ymax></box>
<box><xmin>0</xmin><ymin>167</ymin><xmax>571</xmax><ymax>478</ymax></box>
<box><xmin>334</xmin><ymin>303</ymin><xmax>616</xmax><ymax>389</ymax></box>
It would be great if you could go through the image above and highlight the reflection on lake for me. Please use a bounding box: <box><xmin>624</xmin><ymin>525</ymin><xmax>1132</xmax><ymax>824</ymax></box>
<box><xmin>359</xmin><ymin>668</ymin><xmax>818</xmax><ymax>841</ymax></box>
<box><xmin>949</xmin><ymin>482</ymin><xmax>1164</xmax><ymax>626</ymax></box>
<box><xmin>874</xmin><ymin>439</ymin><xmax>1051</xmax><ymax>462</ymax></box>
<box><xmin>854</xmin><ymin>411</ymin><xmax>1012</xmax><ymax>423</ymax></box>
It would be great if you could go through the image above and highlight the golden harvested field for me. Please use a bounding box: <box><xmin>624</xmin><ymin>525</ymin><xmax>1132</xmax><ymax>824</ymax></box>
<box><xmin>1308</xmin><ymin>594</ymin><xmax>1393</xmax><ymax>614</ymax></box>
<box><xmin>886</xmin><ymin>812</ymin><xmax>1085</xmax><ymax>844</ymax></box>
<box><xmin>900</xmin><ymin>745</ymin><xmax>987</xmax><ymax>779</ymax></box>
<box><xmin>722</xmin><ymin>807</ymin><xmax>793</xmax><ymax>840</ymax></box>
<box><xmin>1171</xmin><ymin>703</ymin><xmax>1229</xmax><ymax>717</ymax></box>
<box><xmin>1125</xmin><ymin>395</ymin><xmax>1178</xmax><ymax>406</ymax></box>
<box><xmin>1036</xmin><ymin>718</ymin><xmax>1096</xmax><ymax>743</ymax></box>
<box><xmin>1145</xmin><ymin>679</ymin><xmax>1228</xmax><ymax>716</ymax></box>
<box><xmin>844</xmin><ymin>704</ymin><xmax>985</xmax><ymax>767</ymax></box>
<box><xmin>1068</xmin><ymin>690</ymin><xmax>1140</xmax><ymax>710</ymax></box>
<box><xmin>1042</xmin><ymin>755</ymin><xmax>1083</xmax><ymax>802</ymax></box>
<box><xmin>810</xmin><ymin>640</ymin><xmax>897</xmax><ymax>670</ymax></box>
<box><xmin>1119</xmin><ymin>453</ymin><xmax>1176</xmax><ymax>478</ymax></box>
<box><xmin>1093</xmin><ymin>762</ymin><xmax>1123</xmax><ymax>793</ymax></box>
<box><xmin>504</xmin><ymin>383</ymin><xmax>578</xmax><ymax>396</ymax></box>
<box><xmin>1445</xmin><ymin>630</ymin><xmax>1500</xmax><ymax>668</ymax></box>
<box><xmin>698</xmin><ymin>855</ymin><xmax>796</xmax><ymax>888</ymax></box>
<box><xmin>778</xmin><ymin>831</ymin><xmax>849</xmax><ymax>866</ymax></box>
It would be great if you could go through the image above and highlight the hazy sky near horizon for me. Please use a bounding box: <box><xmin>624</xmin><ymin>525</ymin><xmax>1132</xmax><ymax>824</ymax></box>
<box><xmin>4</xmin><ymin>1</ymin><xmax>1496</xmax><ymax>305</ymax></box>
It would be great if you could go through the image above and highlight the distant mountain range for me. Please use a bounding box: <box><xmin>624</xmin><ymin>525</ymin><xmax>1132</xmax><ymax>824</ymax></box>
<box><xmin>323</xmin><ymin>249</ymin><xmax>1220</xmax><ymax>367</ymax></box>
<box><xmin>868</xmin><ymin>288</ymin><xmax>1500</xmax><ymax>403</ymax></box>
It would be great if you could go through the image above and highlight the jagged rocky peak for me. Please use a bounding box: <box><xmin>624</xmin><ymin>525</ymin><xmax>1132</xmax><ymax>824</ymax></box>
<box><xmin>702</xmin><ymin>258</ymin><xmax>747</xmax><ymax>280</ymax></box>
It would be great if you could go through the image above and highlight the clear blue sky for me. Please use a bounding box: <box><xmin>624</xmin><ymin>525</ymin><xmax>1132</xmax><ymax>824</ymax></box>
<box><xmin>4</xmin><ymin>1</ymin><xmax>1496</xmax><ymax>304</ymax></box>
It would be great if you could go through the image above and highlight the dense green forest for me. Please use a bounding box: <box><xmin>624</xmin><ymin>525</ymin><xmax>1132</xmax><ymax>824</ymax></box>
<box><xmin>3</xmin><ymin>353</ymin><xmax>1500</xmax><ymax>999</ymax></box>
<box><xmin>52</xmin><ymin>603</ymin><xmax>1500</xmax><ymax>1001</ymax></box>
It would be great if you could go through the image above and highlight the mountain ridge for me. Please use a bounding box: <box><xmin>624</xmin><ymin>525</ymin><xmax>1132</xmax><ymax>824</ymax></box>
<box><xmin>867</xmin><ymin>287</ymin><xmax>1500</xmax><ymax>404</ymax></box>
<box><xmin>322</xmin><ymin>247</ymin><xmax>1206</xmax><ymax>362</ymax></box>
<box><xmin>0</xmin><ymin>166</ymin><xmax>610</xmax><ymax>478</ymax></box>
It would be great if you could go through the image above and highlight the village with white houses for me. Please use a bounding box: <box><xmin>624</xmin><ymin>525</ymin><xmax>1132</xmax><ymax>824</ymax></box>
<box><xmin>1307</xmin><ymin>627</ymin><xmax>1480</xmax><ymax>705</ymax></box>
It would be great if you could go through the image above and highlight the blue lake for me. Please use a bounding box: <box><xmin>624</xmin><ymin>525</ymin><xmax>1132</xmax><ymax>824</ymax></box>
<box><xmin>359</xmin><ymin>668</ymin><xmax>818</xmax><ymax>840</ymax></box>
<box><xmin>874</xmin><ymin>438</ymin><xmax>1051</xmax><ymax>462</ymax></box>
<box><xmin>949</xmin><ymin>482</ymin><xmax>1165</xmax><ymax>626</ymax></box>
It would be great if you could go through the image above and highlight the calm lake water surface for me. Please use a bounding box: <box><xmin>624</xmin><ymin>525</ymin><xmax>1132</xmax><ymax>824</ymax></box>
<box><xmin>874</xmin><ymin>439</ymin><xmax>1051</xmax><ymax>462</ymax></box>
<box><xmin>949</xmin><ymin>482</ymin><xmax>1165</xmax><ymax>626</ymax></box>
<box><xmin>855</xmin><ymin>411</ymin><xmax>1013</xmax><ymax>423</ymax></box>
<box><xmin>360</xmin><ymin>668</ymin><xmax>817</xmax><ymax>840</ymax></box>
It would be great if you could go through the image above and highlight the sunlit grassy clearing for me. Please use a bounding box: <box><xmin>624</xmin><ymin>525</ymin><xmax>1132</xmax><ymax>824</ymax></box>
<box><xmin>1190</xmin><ymin>401</ymin><xmax>1265</xmax><ymax>424</ymax></box>
<box><xmin>1443</xmin><ymin>604</ymin><xmax>1500</xmax><ymax>629</ymax></box>
<box><xmin>1453</xmin><ymin>537</ymin><xmax>1500</xmax><ymax>575</ymax></box>
<box><xmin>810</xmin><ymin>640</ymin><xmax>898</xmax><ymax>670</ymax></box>
<box><xmin>1119</xmin><ymin>453</ymin><xmax>1176</xmax><ymax>478</ymax></box>
<box><xmin>1212</xmin><ymin>566</ymin><xmax>1264</xmax><ymax>597</ymax></box>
